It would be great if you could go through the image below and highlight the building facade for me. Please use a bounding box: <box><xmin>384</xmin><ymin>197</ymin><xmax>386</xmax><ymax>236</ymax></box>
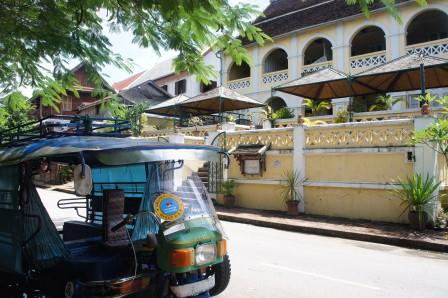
<box><xmin>115</xmin><ymin>50</ymin><xmax>221</xmax><ymax>99</ymax></box>
<box><xmin>222</xmin><ymin>0</ymin><xmax>448</xmax><ymax>116</ymax></box>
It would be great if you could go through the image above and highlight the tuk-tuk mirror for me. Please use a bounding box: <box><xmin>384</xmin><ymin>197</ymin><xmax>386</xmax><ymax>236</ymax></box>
<box><xmin>74</xmin><ymin>164</ymin><xmax>93</xmax><ymax>196</ymax></box>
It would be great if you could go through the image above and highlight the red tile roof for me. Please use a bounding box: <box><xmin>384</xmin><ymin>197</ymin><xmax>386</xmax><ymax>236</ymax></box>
<box><xmin>112</xmin><ymin>71</ymin><xmax>144</xmax><ymax>91</ymax></box>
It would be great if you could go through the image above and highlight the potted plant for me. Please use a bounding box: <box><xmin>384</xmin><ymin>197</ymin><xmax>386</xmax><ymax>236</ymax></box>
<box><xmin>222</xmin><ymin>179</ymin><xmax>237</xmax><ymax>208</ymax></box>
<box><xmin>280</xmin><ymin>170</ymin><xmax>305</xmax><ymax>216</ymax></box>
<box><xmin>369</xmin><ymin>95</ymin><xmax>402</xmax><ymax>112</ymax></box>
<box><xmin>303</xmin><ymin>98</ymin><xmax>330</xmax><ymax>116</ymax></box>
<box><xmin>261</xmin><ymin>106</ymin><xmax>275</xmax><ymax>128</ymax></box>
<box><xmin>187</xmin><ymin>116</ymin><xmax>203</xmax><ymax>136</ymax></box>
<box><xmin>392</xmin><ymin>174</ymin><xmax>441</xmax><ymax>231</ymax></box>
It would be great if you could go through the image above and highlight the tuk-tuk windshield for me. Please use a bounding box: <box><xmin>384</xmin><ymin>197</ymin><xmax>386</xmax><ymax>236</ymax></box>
<box><xmin>156</xmin><ymin>160</ymin><xmax>225</xmax><ymax>238</ymax></box>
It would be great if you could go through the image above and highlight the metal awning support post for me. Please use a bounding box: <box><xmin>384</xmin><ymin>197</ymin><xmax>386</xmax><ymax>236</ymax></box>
<box><xmin>419</xmin><ymin>63</ymin><xmax>426</xmax><ymax>97</ymax></box>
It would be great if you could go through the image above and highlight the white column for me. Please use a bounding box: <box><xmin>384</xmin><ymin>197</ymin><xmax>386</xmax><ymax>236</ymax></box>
<box><xmin>387</xmin><ymin>14</ymin><xmax>404</xmax><ymax>59</ymax></box>
<box><xmin>252</xmin><ymin>46</ymin><xmax>261</xmax><ymax>94</ymax></box>
<box><xmin>414</xmin><ymin>116</ymin><xmax>439</xmax><ymax>224</ymax></box>
<box><xmin>334</xmin><ymin>23</ymin><xmax>348</xmax><ymax>71</ymax></box>
<box><xmin>293</xmin><ymin>125</ymin><xmax>306</xmax><ymax>213</ymax></box>
<box><xmin>289</xmin><ymin>33</ymin><xmax>300</xmax><ymax>80</ymax></box>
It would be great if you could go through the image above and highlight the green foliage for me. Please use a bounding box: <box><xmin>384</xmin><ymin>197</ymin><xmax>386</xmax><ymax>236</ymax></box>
<box><xmin>280</xmin><ymin>170</ymin><xmax>306</xmax><ymax>203</ymax></box>
<box><xmin>303</xmin><ymin>99</ymin><xmax>331</xmax><ymax>116</ymax></box>
<box><xmin>346</xmin><ymin>0</ymin><xmax>427</xmax><ymax>24</ymax></box>
<box><xmin>273</xmin><ymin>107</ymin><xmax>294</xmax><ymax>120</ymax></box>
<box><xmin>222</xmin><ymin>180</ymin><xmax>237</xmax><ymax>196</ymax></box>
<box><xmin>413</xmin><ymin>118</ymin><xmax>448</xmax><ymax>163</ymax></box>
<box><xmin>227</xmin><ymin>114</ymin><xmax>237</xmax><ymax>123</ymax></box>
<box><xmin>334</xmin><ymin>108</ymin><xmax>349</xmax><ymax>123</ymax></box>
<box><xmin>0</xmin><ymin>1</ymin><xmax>270</xmax><ymax>107</ymax></box>
<box><xmin>391</xmin><ymin>174</ymin><xmax>441</xmax><ymax>216</ymax></box>
<box><xmin>416</xmin><ymin>92</ymin><xmax>438</xmax><ymax>105</ymax></box>
<box><xmin>369</xmin><ymin>95</ymin><xmax>402</xmax><ymax>111</ymax></box>
<box><xmin>262</xmin><ymin>105</ymin><xmax>274</xmax><ymax>121</ymax></box>
<box><xmin>126</xmin><ymin>103</ymin><xmax>147</xmax><ymax>136</ymax></box>
<box><xmin>0</xmin><ymin>92</ymin><xmax>35</xmax><ymax>132</ymax></box>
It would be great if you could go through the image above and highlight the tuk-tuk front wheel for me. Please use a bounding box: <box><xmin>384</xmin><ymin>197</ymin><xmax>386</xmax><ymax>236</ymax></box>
<box><xmin>209</xmin><ymin>254</ymin><xmax>231</xmax><ymax>296</ymax></box>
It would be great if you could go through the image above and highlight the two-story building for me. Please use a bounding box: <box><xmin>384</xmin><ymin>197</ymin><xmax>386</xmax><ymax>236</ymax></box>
<box><xmin>114</xmin><ymin>49</ymin><xmax>220</xmax><ymax>99</ymax></box>
<box><xmin>223</xmin><ymin>0</ymin><xmax>448</xmax><ymax>116</ymax></box>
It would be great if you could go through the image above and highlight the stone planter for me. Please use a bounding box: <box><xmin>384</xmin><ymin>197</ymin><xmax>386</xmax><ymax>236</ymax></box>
<box><xmin>408</xmin><ymin>211</ymin><xmax>427</xmax><ymax>231</ymax></box>
<box><xmin>223</xmin><ymin>195</ymin><xmax>236</xmax><ymax>208</ymax></box>
<box><xmin>286</xmin><ymin>201</ymin><xmax>299</xmax><ymax>216</ymax></box>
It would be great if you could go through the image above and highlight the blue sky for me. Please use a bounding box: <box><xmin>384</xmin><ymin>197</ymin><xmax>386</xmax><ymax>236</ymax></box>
<box><xmin>102</xmin><ymin>0</ymin><xmax>270</xmax><ymax>84</ymax></box>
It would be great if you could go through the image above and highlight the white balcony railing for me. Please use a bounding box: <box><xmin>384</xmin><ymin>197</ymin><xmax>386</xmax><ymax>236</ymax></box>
<box><xmin>302</xmin><ymin>61</ymin><xmax>332</xmax><ymax>74</ymax></box>
<box><xmin>262</xmin><ymin>69</ymin><xmax>288</xmax><ymax>84</ymax></box>
<box><xmin>406</xmin><ymin>38</ymin><xmax>448</xmax><ymax>57</ymax></box>
<box><xmin>228</xmin><ymin>77</ymin><xmax>251</xmax><ymax>90</ymax></box>
<box><xmin>350</xmin><ymin>51</ymin><xmax>386</xmax><ymax>71</ymax></box>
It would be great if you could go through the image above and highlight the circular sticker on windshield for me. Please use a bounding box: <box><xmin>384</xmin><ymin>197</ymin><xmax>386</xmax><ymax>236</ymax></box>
<box><xmin>154</xmin><ymin>192</ymin><xmax>184</xmax><ymax>221</ymax></box>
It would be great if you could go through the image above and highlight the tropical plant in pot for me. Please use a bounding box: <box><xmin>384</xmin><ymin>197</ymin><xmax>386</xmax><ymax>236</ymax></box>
<box><xmin>222</xmin><ymin>179</ymin><xmax>237</xmax><ymax>208</ymax></box>
<box><xmin>280</xmin><ymin>170</ymin><xmax>305</xmax><ymax>216</ymax></box>
<box><xmin>392</xmin><ymin>174</ymin><xmax>441</xmax><ymax>231</ymax></box>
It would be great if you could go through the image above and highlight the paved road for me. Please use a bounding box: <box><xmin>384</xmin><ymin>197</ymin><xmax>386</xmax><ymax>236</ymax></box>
<box><xmin>39</xmin><ymin>188</ymin><xmax>448</xmax><ymax>298</ymax></box>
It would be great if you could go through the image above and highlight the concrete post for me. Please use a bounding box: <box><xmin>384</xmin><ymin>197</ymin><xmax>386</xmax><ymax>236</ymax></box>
<box><xmin>293</xmin><ymin>125</ymin><xmax>306</xmax><ymax>213</ymax></box>
<box><xmin>414</xmin><ymin>116</ymin><xmax>439</xmax><ymax>224</ymax></box>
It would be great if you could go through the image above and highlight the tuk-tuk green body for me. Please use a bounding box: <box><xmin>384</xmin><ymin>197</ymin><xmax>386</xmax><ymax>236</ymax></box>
<box><xmin>0</xmin><ymin>116</ymin><xmax>231</xmax><ymax>297</ymax></box>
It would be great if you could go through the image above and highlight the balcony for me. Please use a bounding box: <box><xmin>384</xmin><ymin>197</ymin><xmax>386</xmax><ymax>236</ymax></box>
<box><xmin>262</xmin><ymin>69</ymin><xmax>289</xmax><ymax>85</ymax></box>
<box><xmin>406</xmin><ymin>38</ymin><xmax>448</xmax><ymax>58</ymax></box>
<box><xmin>350</xmin><ymin>51</ymin><xmax>387</xmax><ymax>73</ymax></box>
<box><xmin>302</xmin><ymin>61</ymin><xmax>332</xmax><ymax>74</ymax></box>
<box><xmin>228</xmin><ymin>77</ymin><xmax>251</xmax><ymax>90</ymax></box>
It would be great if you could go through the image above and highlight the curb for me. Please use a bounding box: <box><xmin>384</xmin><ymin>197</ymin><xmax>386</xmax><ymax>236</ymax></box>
<box><xmin>217</xmin><ymin>213</ymin><xmax>448</xmax><ymax>253</ymax></box>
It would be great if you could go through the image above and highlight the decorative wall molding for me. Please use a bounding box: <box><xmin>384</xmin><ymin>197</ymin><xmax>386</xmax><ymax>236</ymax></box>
<box><xmin>228</xmin><ymin>78</ymin><xmax>251</xmax><ymax>90</ymax></box>
<box><xmin>262</xmin><ymin>70</ymin><xmax>289</xmax><ymax>84</ymax></box>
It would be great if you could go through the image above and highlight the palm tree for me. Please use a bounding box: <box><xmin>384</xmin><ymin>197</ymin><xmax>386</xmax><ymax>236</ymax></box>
<box><xmin>303</xmin><ymin>98</ymin><xmax>331</xmax><ymax>116</ymax></box>
<box><xmin>369</xmin><ymin>95</ymin><xmax>402</xmax><ymax>112</ymax></box>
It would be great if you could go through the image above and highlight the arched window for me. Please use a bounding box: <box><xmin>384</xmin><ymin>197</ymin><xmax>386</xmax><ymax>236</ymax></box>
<box><xmin>407</xmin><ymin>10</ymin><xmax>448</xmax><ymax>45</ymax></box>
<box><xmin>264</xmin><ymin>49</ymin><xmax>288</xmax><ymax>73</ymax></box>
<box><xmin>228</xmin><ymin>61</ymin><xmax>251</xmax><ymax>81</ymax></box>
<box><xmin>266</xmin><ymin>97</ymin><xmax>287</xmax><ymax>111</ymax></box>
<box><xmin>304</xmin><ymin>38</ymin><xmax>333</xmax><ymax>65</ymax></box>
<box><xmin>351</xmin><ymin>26</ymin><xmax>386</xmax><ymax>56</ymax></box>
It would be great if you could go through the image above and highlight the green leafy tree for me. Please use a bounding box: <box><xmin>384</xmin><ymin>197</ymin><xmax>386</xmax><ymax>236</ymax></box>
<box><xmin>303</xmin><ymin>99</ymin><xmax>331</xmax><ymax>116</ymax></box>
<box><xmin>0</xmin><ymin>1</ymin><xmax>271</xmax><ymax>108</ymax></box>
<box><xmin>412</xmin><ymin>94</ymin><xmax>448</xmax><ymax>165</ymax></box>
<box><xmin>369</xmin><ymin>95</ymin><xmax>402</xmax><ymax>111</ymax></box>
<box><xmin>126</xmin><ymin>103</ymin><xmax>147</xmax><ymax>137</ymax></box>
<box><xmin>0</xmin><ymin>92</ymin><xmax>35</xmax><ymax>132</ymax></box>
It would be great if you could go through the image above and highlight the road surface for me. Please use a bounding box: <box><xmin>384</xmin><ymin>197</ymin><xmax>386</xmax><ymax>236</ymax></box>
<box><xmin>39</xmin><ymin>188</ymin><xmax>448</xmax><ymax>298</ymax></box>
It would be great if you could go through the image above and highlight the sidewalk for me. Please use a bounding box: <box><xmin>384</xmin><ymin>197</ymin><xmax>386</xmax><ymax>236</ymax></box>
<box><xmin>216</xmin><ymin>206</ymin><xmax>448</xmax><ymax>253</ymax></box>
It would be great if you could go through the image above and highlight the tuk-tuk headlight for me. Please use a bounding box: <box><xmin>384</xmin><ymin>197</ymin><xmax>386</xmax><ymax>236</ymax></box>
<box><xmin>195</xmin><ymin>243</ymin><xmax>217</xmax><ymax>266</ymax></box>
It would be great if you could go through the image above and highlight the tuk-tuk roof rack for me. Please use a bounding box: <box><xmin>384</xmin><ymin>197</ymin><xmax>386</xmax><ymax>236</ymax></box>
<box><xmin>0</xmin><ymin>115</ymin><xmax>131</xmax><ymax>148</ymax></box>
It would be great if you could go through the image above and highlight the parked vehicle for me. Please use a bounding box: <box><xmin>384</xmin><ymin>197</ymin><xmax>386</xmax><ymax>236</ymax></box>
<box><xmin>0</xmin><ymin>116</ymin><xmax>231</xmax><ymax>297</ymax></box>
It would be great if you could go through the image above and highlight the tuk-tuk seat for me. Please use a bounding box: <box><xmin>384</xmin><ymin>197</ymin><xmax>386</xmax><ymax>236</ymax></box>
<box><xmin>103</xmin><ymin>189</ymin><xmax>129</xmax><ymax>247</ymax></box>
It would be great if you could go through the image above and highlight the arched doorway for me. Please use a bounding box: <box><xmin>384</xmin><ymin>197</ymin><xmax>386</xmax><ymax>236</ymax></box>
<box><xmin>351</xmin><ymin>26</ymin><xmax>386</xmax><ymax>56</ymax></box>
<box><xmin>264</xmin><ymin>49</ymin><xmax>288</xmax><ymax>73</ymax></box>
<box><xmin>304</xmin><ymin>38</ymin><xmax>333</xmax><ymax>65</ymax></box>
<box><xmin>407</xmin><ymin>10</ymin><xmax>448</xmax><ymax>46</ymax></box>
<box><xmin>228</xmin><ymin>61</ymin><xmax>251</xmax><ymax>81</ymax></box>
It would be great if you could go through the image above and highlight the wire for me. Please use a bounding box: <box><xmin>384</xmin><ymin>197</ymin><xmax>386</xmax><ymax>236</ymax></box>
<box><xmin>126</xmin><ymin>227</ymin><xmax>138</xmax><ymax>282</ymax></box>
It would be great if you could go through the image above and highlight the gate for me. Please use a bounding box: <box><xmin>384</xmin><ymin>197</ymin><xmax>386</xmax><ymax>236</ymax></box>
<box><xmin>208</xmin><ymin>132</ymin><xmax>226</xmax><ymax>194</ymax></box>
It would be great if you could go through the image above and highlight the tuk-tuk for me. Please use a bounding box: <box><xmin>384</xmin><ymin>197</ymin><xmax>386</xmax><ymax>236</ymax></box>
<box><xmin>0</xmin><ymin>116</ymin><xmax>231</xmax><ymax>297</ymax></box>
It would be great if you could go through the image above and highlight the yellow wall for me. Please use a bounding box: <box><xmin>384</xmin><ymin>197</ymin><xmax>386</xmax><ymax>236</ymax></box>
<box><xmin>304</xmin><ymin>186</ymin><xmax>406</xmax><ymax>223</ymax></box>
<box><xmin>305</xmin><ymin>153</ymin><xmax>413</xmax><ymax>183</ymax></box>
<box><xmin>235</xmin><ymin>183</ymin><xmax>286</xmax><ymax>211</ymax></box>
